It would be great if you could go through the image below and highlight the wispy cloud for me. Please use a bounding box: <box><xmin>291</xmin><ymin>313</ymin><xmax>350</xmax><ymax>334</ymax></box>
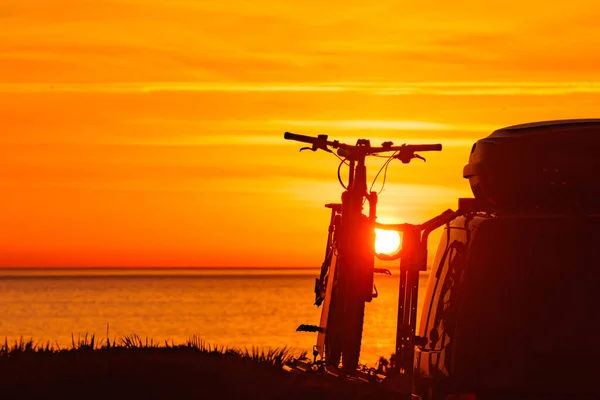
<box><xmin>125</xmin><ymin>134</ymin><xmax>286</xmax><ymax>147</ymax></box>
<box><xmin>116</xmin><ymin>118</ymin><xmax>486</xmax><ymax>147</ymax></box>
<box><xmin>273</xmin><ymin>119</ymin><xmax>496</xmax><ymax>133</ymax></box>
<box><xmin>277</xmin><ymin>120</ymin><xmax>451</xmax><ymax>131</ymax></box>
<box><xmin>2</xmin><ymin>81</ymin><xmax>600</xmax><ymax>95</ymax></box>
<box><xmin>128</xmin><ymin>134</ymin><xmax>476</xmax><ymax>148</ymax></box>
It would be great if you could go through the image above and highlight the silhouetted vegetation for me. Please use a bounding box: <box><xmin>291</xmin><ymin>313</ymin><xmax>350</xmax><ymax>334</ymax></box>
<box><xmin>1</xmin><ymin>334</ymin><xmax>385</xmax><ymax>400</ymax></box>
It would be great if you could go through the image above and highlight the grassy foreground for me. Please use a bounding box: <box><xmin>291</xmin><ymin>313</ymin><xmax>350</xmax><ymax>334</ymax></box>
<box><xmin>1</xmin><ymin>335</ymin><xmax>385</xmax><ymax>400</ymax></box>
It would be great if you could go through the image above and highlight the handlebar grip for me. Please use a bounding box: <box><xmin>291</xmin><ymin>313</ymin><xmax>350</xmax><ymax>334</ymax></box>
<box><xmin>408</xmin><ymin>144</ymin><xmax>442</xmax><ymax>152</ymax></box>
<box><xmin>284</xmin><ymin>132</ymin><xmax>317</xmax><ymax>145</ymax></box>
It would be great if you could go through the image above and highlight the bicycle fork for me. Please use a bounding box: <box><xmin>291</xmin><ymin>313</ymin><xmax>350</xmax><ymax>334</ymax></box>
<box><xmin>314</xmin><ymin>203</ymin><xmax>342</xmax><ymax>306</ymax></box>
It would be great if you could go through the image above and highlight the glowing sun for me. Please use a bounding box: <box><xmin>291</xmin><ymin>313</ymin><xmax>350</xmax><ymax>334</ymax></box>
<box><xmin>374</xmin><ymin>229</ymin><xmax>401</xmax><ymax>255</ymax></box>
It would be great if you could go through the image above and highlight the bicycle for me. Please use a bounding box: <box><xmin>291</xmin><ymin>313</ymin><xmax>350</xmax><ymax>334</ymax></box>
<box><xmin>284</xmin><ymin>132</ymin><xmax>442</xmax><ymax>375</ymax></box>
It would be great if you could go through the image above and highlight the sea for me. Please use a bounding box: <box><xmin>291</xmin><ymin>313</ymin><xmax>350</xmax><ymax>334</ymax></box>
<box><xmin>0</xmin><ymin>268</ymin><xmax>429</xmax><ymax>366</ymax></box>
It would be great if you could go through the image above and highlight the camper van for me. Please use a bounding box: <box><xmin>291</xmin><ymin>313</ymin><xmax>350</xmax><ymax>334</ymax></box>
<box><xmin>414</xmin><ymin>119</ymin><xmax>600</xmax><ymax>399</ymax></box>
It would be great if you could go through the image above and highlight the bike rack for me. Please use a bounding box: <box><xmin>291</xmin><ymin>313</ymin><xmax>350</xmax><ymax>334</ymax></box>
<box><xmin>374</xmin><ymin>198</ymin><xmax>480</xmax><ymax>398</ymax></box>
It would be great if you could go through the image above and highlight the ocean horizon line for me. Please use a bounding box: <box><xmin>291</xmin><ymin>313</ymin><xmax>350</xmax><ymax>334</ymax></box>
<box><xmin>0</xmin><ymin>266</ymin><xmax>321</xmax><ymax>270</ymax></box>
<box><xmin>0</xmin><ymin>266</ymin><xmax>427</xmax><ymax>280</ymax></box>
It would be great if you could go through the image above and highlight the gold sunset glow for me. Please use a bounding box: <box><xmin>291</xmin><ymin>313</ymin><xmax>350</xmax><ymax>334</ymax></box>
<box><xmin>2</xmin><ymin>0</ymin><xmax>600</xmax><ymax>267</ymax></box>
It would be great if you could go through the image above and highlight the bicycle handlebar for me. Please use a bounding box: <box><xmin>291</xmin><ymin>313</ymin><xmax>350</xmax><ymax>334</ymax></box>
<box><xmin>284</xmin><ymin>131</ymin><xmax>442</xmax><ymax>155</ymax></box>
<box><xmin>283</xmin><ymin>132</ymin><xmax>318</xmax><ymax>145</ymax></box>
<box><xmin>404</xmin><ymin>144</ymin><xmax>442</xmax><ymax>152</ymax></box>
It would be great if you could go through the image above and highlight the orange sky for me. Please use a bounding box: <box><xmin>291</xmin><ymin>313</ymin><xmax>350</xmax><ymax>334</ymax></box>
<box><xmin>2</xmin><ymin>0</ymin><xmax>600</xmax><ymax>267</ymax></box>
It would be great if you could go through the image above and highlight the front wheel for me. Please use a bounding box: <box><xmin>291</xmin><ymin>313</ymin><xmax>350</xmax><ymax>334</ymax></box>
<box><xmin>324</xmin><ymin>279</ymin><xmax>343</xmax><ymax>367</ymax></box>
<box><xmin>324</xmin><ymin>279</ymin><xmax>366</xmax><ymax>373</ymax></box>
<box><xmin>340</xmin><ymin>293</ymin><xmax>365</xmax><ymax>374</ymax></box>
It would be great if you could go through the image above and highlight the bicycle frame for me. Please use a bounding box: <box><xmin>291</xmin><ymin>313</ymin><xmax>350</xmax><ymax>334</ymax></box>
<box><xmin>320</xmin><ymin>145</ymin><xmax>378</xmax><ymax>373</ymax></box>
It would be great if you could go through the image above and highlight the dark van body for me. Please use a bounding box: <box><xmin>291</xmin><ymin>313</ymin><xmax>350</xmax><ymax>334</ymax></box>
<box><xmin>415</xmin><ymin>213</ymin><xmax>600</xmax><ymax>400</ymax></box>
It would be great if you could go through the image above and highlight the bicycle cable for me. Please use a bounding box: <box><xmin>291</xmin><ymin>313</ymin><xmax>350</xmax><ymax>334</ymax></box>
<box><xmin>377</xmin><ymin>155</ymin><xmax>394</xmax><ymax>195</ymax></box>
<box><xmin>331</xmin><ymin>151</ymin><xmax>349</xmax><ymax>165</ymax></box>
<box><xmin>337</xmin><ymin>158</ymin><xmax>348</xmax><ymax>189</ymax></box>
<box><xmin>362</xmin><ymin>151</ymin><xmax>398</xmax><ymax>207</ymax></box>
<box><xmin>369</xmin><ymin>151</ymin><xmax>398</xmax><ymax>195</ymax></box>
<box><xmin>330</xmin><ymin>151</ymin><xmax>349</xmax><ymax>189</ymax></box>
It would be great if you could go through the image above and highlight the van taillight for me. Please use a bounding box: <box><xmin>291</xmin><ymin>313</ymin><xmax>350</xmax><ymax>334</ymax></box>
<box><xmin>446</xmin><ymin>394</ymin><xmax>476</xmax><ymax>400</ymax></box>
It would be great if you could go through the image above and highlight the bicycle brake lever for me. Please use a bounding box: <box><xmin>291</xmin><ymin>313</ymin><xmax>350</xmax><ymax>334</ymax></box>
<box><xmin>414</xmin><ymin>154</ymin><xmax>426</xmax><ymax>162</ymax></box>
<box><xmin>300</xmin><ymin>145</ymin><xmax>332</xmax><ymax>153</ymax></box>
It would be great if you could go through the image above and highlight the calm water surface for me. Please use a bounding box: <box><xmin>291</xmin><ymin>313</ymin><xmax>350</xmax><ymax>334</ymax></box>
<box><xmin>0</xmin><ymin>268</ymin><xmax>428</xmax><ymax>365</ymax></box>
